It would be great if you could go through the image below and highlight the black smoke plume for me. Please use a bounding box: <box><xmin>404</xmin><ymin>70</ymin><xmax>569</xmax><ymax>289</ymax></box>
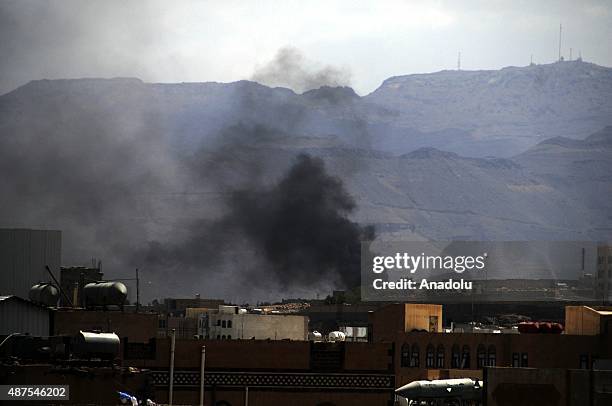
<box><xmin>252</xmin><ymin>47</ymin><xmax>351</xmax><ymax>94</ymax></box>
<box><xmin>141</xmin><ymin>153</ymin><xmax>374</xmax><ymax>290</ymax></box>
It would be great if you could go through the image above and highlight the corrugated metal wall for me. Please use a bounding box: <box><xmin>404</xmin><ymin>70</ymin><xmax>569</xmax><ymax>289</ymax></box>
<box><xmin>0</xmin><ymin>298</ymin><xmax>51</xmax><ymax>336</ymax></box>
<box><xmin>0</xmin><ymin>229</ymin><xmax>62</xmax><ymax>299</ymax></box>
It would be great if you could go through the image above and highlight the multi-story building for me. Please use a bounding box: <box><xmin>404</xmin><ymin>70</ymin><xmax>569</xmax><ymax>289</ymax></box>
<box><xmin>198</xmin><ymin>305</ymin><xmax>309</xmax><ymax>341</ymax></box>
<box><xmin>597</xmin><ymin>245</ymin><xmax>612</xmax><ymax>303</ymax></box>
<box><xmin>0</xmin><ymin>228</ymin><xmax>61</xmax><ymax>299</ymax></box>
<box><xmin>369</xmin><ymin>303</ymin><xmax>612</xmax><ymax>388</ymax></box>
<box><xmin>59</xmin><ymin>265</ymin><xmax>103</xmax><ymax>306</ymax></box>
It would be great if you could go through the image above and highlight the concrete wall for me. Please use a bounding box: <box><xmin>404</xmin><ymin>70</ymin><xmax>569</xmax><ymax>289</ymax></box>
<box><xmin>565</xmin><ymin>305</ymin><xmax>601</xmax><ymax>335</ymax></box>
<box><xmin>370</xmin><ymin>303</ymin><xmax>443</xmax><ymax>342</ymax></box>
<box><xmin>485</xmin><ymin>367</ymin><xmax>567</xmax><ymax>406</ymax></box>
<box><xmin>405</xmin><ymin>304</ymin><xmax>443</xmax><ymax>332</ymax></box>
<box><xmin>0</xmin><ymin>229</ymin><xmax>61</xmax><ymax>299</ymax></box>
<box><xmin>53</xmin><ymin>309</ymin><xmax>158</xmax><ymax>342</ymax></box>
<box><xmin>485</xmin><ymin>367</ymin><xmax>612</xmax><ymax>406</ymax></box>
<box><xmin>0</xmin><ymin>296</ymin><xmax>51</xmax><ymax>336</ymax></box>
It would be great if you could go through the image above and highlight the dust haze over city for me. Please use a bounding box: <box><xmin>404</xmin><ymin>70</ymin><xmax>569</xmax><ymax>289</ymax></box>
<box><xmin>1</xmin><ymin>0</ymin><xmax>612</xmax><ymax>304</ymax></box>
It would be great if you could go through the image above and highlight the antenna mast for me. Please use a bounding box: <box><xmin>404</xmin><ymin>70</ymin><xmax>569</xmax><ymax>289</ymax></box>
<box><xmin>558</xmin><ymin>23</ymin><xmax>562</xmax><ymax>61</ymax></box>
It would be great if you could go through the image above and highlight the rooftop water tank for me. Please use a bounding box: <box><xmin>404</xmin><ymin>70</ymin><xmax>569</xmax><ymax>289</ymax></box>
<box><xmin>28</xmin><ymin>283</ymin><xmax>59</xmax><ymax>307</ymax></box>
<box><xmin>83</xmin><ymin>281</ymin><xmax>127</xmax><ymax>307</ymax></box>
<box><xmin>72</xmin><ymin>331</ymin><xmax>120</xmax><ymax>360</ymax></box>
<box><xmin>328</xmin><ymin>331</ymin><xmax>346</xmax><ymax>342</ymax></box>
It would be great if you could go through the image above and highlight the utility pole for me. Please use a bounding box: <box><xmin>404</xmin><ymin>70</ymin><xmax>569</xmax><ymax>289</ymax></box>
<box><xmin>169</xmin><ymin>329</ymin><xmax>176</xmax><ymax>406</ymax></box>
<box><xmin>200</xmin><ymin>346</ymin><xmax>206</xmax><ymax>406</ymax></box>
<box><xmin>558</xmin><ymin>23</ymin><xmax>562</xmax><ymax>61</ymax></box>
<box><xmin>135</xmin><ymin>268</ymin><xmax>140</xmax><ymax>313</ymax></box>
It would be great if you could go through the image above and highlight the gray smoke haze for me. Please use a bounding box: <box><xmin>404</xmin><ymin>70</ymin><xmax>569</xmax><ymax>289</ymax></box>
<box><xmin>0</xmin><ymin>70</ymin><xmax>372</xmax><ymax>302</ymax></box>
<box><xmin>0</xmin><ymin>1</ymin><xmax>167</xmax><ymax>95</ymax></box>
<box><xmin>252</xmin><ymin>47</ymin><xmax>352</xmax><ymax>93</ymax></box>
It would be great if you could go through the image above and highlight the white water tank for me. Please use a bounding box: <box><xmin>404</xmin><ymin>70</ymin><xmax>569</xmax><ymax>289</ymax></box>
<box><xmin>308</xmin><ymin>331</ymin><xmax>323</xmax><ymax>341</ymax></box>
<box><xmin>328</xmin><ymin>331</ymin><xmax>346</xmax><ymax>342</ymax></box>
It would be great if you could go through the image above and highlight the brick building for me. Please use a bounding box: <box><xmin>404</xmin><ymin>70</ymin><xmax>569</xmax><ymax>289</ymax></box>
<box><xmin>53</xmin><ymin>308</ymin><xmax>158</xmax><ymax>342</ymax></box>
<box><xmin>370</xmin><ymin>303</ymin><xmax>612</xmax><ymax>392</ymax></box>
<box><xmin>124</xmin><ymin>339</ymin><xmax>396</xmax><ymax>406</ymax></box>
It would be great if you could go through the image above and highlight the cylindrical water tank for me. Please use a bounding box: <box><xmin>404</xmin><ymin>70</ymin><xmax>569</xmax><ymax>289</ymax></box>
<box><xmin>308</xmin><ymin>331</ymin><xmax>323</xmax><ymax>341</ymax></box>
<box><xmin>29</xmin><ymin>283</ymin><xmax>59</xmax><ymax>306</ymax></box>
<box><xmin>72</xmin><ymin>331</ymin><xmax>120</xmax><ymax>360</ymax></box>
<box><xmin>83</xmin><ymin>282</ymin><xmax>127</xmax><ymax>307</ymax></box>
<box><xmin>328</xmin><ymin>331</ymin><xmax>346</xmax><ymax>342</ymax></box>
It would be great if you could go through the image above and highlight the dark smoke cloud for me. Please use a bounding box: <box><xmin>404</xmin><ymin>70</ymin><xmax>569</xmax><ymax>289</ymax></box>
<box><xmin>252</xmin><ymin>47</ymin><xmax>352</xmax><ymax>93</ymax></box>
<box><xmin>140</xmin><ymin>153</ymin><xmax>374</xmax><ymax>290</ymax></box>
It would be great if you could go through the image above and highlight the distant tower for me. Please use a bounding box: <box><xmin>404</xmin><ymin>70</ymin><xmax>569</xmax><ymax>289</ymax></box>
<box><xmin>558</xmin><ymin>23</ymin><xmax>563</xmax><ymax>61</ymax></box>
<box><xmin>457</xmin><ymin>51</ymin><xmax>461</xmax><ymax>70</ymax></box>
<box><xmin>530</xmin><ymin>54</ymin><xmax>535</xmax><ymax>66</ymax></box>
<box><xmin>570</xmin><ymin>48</ymin><xmax>573</xmax><ymax>61</ymax></box>
<box><xmin>577</xmin><ymin>50</ymin><xmax>583</xmax><ymax>62</ymax></box>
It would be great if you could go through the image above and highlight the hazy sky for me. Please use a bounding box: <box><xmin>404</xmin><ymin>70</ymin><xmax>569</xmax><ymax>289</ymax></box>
<box><xmin>1</xmin><ymin>0</ymin><xmax>611</xmax><ymax>95</ymax></box>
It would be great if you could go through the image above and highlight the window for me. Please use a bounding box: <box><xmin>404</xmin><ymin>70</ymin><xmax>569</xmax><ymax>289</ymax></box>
<box><xmin>428</xmin><ymin>316</ymin><xmax>439</xmax><ymax>332</ymax></box>
<box><xmin>221</xmin><ymin>335</ymin><xmax>226</xmax><ymax>340</ymax></box>
<box><xmin>451</xmin><ymin>345</ymin><xmax>461</xmax><ymax>368</ymax></box>
<box><xmin>222</xmin><ymin>320</ymin><xmax>227</xmax><ymax>328</ymax></box>
<box><xmin>436</xmin><ymin>345</ymin><xmax>445</xmax><ymax>368</ymax></box>
<box><xmin>461</xmin><ymin>345</ymin><xmax>471</xmax><ymax>369</ymax></box>
<box><xmin>410</xmin><ymin>344</ymin><xmax>420</xmax><ymax>367</ymax></box>
<box><xmin>487</xmin><ymin>345</ymin><xmax>496</xmax><ymax>367</ymax></box>
<box><xmin>216</xmin><ymin>334</ymin><xmax>220</xmax><ymax>340</ymax></box>
<box><xmin>426</xmin><ymin>345</ymin><xmax>435</xmax><ymax>368</ymax></box>
<box><xmin>477</xmin><ymin>345</ymin><xmax>486</xmax><ymax>368</ymax></box>
<box><xmin>216</xmin><ymin>319</ymin><xmax>221</xmax><ymax>326</ymax></box>
<box><xmin>521</xmin><ymin>352</ymin><xmax>528</xmax><ymax>367</ymax></box>
<box><xmin>401</xmin><ymin>344</ymin><xmax>410</xmax><ymax>367</ymax></box>
<box><xmin>579</xmin><ymin>354</ymin><xmax>589</xmax><ymax>369</ymax></box>
<box><xmin>512</xmin><ymin>353</ymin><xmax>520</xmax><ymax>367</ymax></box>
<box><xmin>227</xmin><ymin>335</ymin><xmax>232</xmax><ymax>340</ymax></box>
<box><xmin>228</xmin><ymin>320</ymin><xmax>232</xmax><ymax>328</ymax></box>
<box><xmin>158</xmin><ymin>319</ymin><xmax>167</xmax><ymax>328</ymax></box>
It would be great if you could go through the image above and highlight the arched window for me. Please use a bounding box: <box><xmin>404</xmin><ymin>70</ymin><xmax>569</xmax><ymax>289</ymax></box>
<box><xmin>487</xmin><ymin>345</ymin><xmax>496</xmax><ymax>366</ymax></box>
<box><xmin>451</xmin><ymin>344</ymin><xmax>461</xmax><ymax>368</ymax></box>
<box><xmin>221</xmin><ymin>335</ymin><xmax>226</xmax><ymax>340</ymax></box>
<box><xmin>227</xmin><ymin>335</ymin><xmax>232</xmax><ymax>340</ymax></box>
<box><xmin>436</xmin><ymin>344</ymin><xmax>445</xmax><ymax>368</ymax></box>
<box><xmin>216</xmin><ymin>334</ymin><xmax>220</xmax><ymax>340</ymax></box>
<box><xmin>477</xmin><ymin>344</ymin><xmax>486</xmax><ymax>368</ymax></box>
<box><xmin>410</xmin><ymin>344</ymin><xmax>420</xmax><ymax>367</ymax></box>
<box><xmin>461</xmin><ymin>345</ymin><xmax>471</xmax><ymax>369</ymax></box>
<box><xmin>426</xmin><ymin>344</ymin><xmax>435</xmax><ymax>368</ymax></box>
<box><xmin>401</xmin><ymin>343</ymin><xmax>410</xmax><ymax>367</ymax></box>
<box><xmin>222</xmin><ymin>320</ymin><xmax>227</xmax><ymax>328</ymax></box>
